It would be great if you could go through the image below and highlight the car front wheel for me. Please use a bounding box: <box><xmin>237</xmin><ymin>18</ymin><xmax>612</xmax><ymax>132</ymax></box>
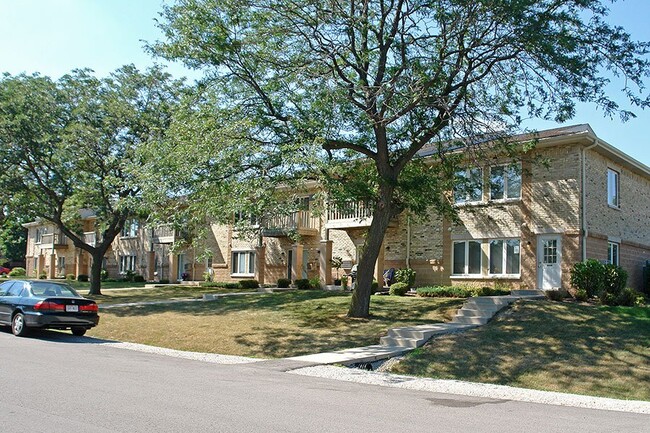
<box><xmin>71</xmin><ymin>327</ymin><xmax>86</xmax><ymax>336</ymax></box>
<box><xmin>12</xmin><ymin>313</ymin><xmax>28</xmax><ymax>337</ymax></box>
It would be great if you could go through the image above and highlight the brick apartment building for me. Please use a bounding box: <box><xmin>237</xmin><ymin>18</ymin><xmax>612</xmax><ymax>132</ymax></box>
<box><xmin>23</xmin><ymin>124</ymin><xmax>650</xmax><ymax>292</ymax></box>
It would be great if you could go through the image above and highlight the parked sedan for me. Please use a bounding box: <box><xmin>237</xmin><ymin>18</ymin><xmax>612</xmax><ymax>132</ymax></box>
<box><xmin>0</xmin><ymin>280</ymin><xmax>99</xmax><ymax>337</ymax></box>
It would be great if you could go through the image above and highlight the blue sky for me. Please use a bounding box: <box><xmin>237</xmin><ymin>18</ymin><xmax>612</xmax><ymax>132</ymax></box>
<box><xmin>1</xmin><ymin>0</ymin><xmax>649</xmax><ymax>166</ymax></box>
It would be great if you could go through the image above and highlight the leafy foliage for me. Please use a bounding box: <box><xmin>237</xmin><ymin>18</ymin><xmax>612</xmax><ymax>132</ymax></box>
<box><xmin>8</xmin><ymin>267</ymin><xmax>26</xmax><ymax>277</ymax></box>
<box><xmin>395</xmin><ymin>268</ymin><xmax>417</xmax><ymax>288</ymax></box>
<box><xmin>389</xmin><ymin>282</ymin><xmax>409</xmax><ymax>296</ymax></box>
<box><xmin>239</xmin><ymin>279</ymin><xmax>260</xmax><ymax>289</ymax></box>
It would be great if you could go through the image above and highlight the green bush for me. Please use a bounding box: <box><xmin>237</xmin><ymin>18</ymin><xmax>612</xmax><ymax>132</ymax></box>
<box><xmin>39</xmin><ymin>272</ymin><xmax>47</xmax><ymax>279</ymax></box>
<box><xmin>372</xmin><ymin>280</ymin><xmax>379</xmax><ymax>292</ymax></box>
<box><xmin>309</xmin><ymin>277</ymin><xmax>321</xmax><ymax>289</ymax></box>
<box><xmin>239</xmin><ymin>279</ymin><xmax>260</xmax><ymax>289</ymax></box>
<box><xmin>544</xmin><ymin>289</ymin><xmax>566</xmax><ymax>302</ymax></box>
<box><xmin>8</xmin><ymin>267</ymin><xmax>26</xmax><ymax>277</ymax></box>
<box><xmin>294</xmin><ymin>279</ymin><xmax>311</xmax><ymax>290</ymax></box>
<box><xmin>416</xmin><ymin>286</ymin><xmax>471</xmax><ymax>298</ymax></box>
<box><xmin>468</xmin><ymin>286</ymin><xmax>511</xmax><ymax>297</ymax></box>
<box><xmin>602</xmin><ymin>264</ymin><xmax>628</xmax><ymax>298</ymax></box>
<box><xmin>395</xmin><ymin>268</ymin><xmax>416</xmax><ymax>288</ymax></box>
<box><xmin>389</xmin><ymin>282</ymin><xmax>409</xmax><ymax>296</ymax></box>
<box><xmin>573</xmin><ymin>288</ymin><xmax>588</xmax><ymax>302</ymax></box>
<box><xmin>570</xmin><ymin>259</ymin><xmax>605</xmax><ymax>298</ymax></box>
<box><xmin>133</xmin><ymin>275</ymin><xmax>146</xmax><ymax>283</ymax></box>
<box><xmin>613</xmin><ymin>288</ymin><xmax>644</xmax><ymax>307</ymax></box>
<box><xmin>100</xmin><ymin>268</ymin><xmax>108</xmax><ymax>281</ymax></box>
<box><xmin>77</xmin><ymin>274</ymin><xmax>89</xmax><ymax>282</ymax></box>
<box><xmin>66</xmin><ymin>274</ymin><xmax>75</xmax><ymax>281</ymax></box>
<box><xmin>159</xmin><ymin>279</ymin><xmax>170</xmax><ymax>284</ymax></box>
<box><xmin>277</xmin><ymin>278</ymin><xmax>291</xmax><ymax>288</ymax></box>
<box><xmin>200</xmin><ymin>281</ymin><xmax>239</xmax><ymax>289</ymax></box>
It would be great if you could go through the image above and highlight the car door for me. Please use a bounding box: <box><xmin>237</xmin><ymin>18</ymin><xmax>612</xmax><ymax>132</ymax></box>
<box><xmin>0</xmin><ymin>281</ymin><xmax>17</xmax><ymax>324</ymax></box>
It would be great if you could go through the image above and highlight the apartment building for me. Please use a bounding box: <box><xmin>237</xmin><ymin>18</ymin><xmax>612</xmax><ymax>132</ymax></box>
<box><xmin>23</xmin><ymin>124</ymin><xmax>650</xmax><ymax>292</ymax></box>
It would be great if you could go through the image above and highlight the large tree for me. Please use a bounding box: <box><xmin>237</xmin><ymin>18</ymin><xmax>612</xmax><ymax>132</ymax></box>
<box><xmin>152</xmin><ymin>0</ymin><xmax>650</xmax><ymax>317</ymax></box>
<box><xmin>0</xmin><ymin>66</ymin><xmax>185</xmax><ymax>294</ymax></box>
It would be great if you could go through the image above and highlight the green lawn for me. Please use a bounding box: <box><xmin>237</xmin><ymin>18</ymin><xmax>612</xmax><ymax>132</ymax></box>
<box><xmin>87</xmin><ymin>291</ymin><xmax>463</xmax><ymax>358</ymax></box>
<box><xmin>389</xmin><ymin>300</ymin><xmax>650</xmax><ymax>401</ymax></box>
<box><xmin>81</xmin><ymin>286</ymin><xmax>255</xmax><ymax>305</ymax></box>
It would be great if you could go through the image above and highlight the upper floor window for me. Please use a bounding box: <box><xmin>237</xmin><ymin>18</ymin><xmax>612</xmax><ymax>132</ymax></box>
<box><xmin>121</xmin><ymin>220</ymin><xmax>139</xmax><ymax>238</ymax></box>
<box><xmin>234</xmin><ymin>211</ymin><xmax>258</xmax><ymax>227</ymax></box>
<box><xmin>607</xmin><ymin>168</ymin><xmax>620</xmax><ymax>208</ymax></box>
<box><xmin>607</xmin><ymin>242</ymin><xmax>620</xmax><ymax>266</ymax></box>
<box><xmin>454</xmin><ymin>168</ymin><xmax>483</xmax><ymax>204</ymax></box>
<box><xmin>452</xmin><ymin>240</ymin><xmax>482</xmax><ymax>275</ymax></box>
<box><xmin>35</xmin><ymin>227</ymin><xmax>47</xmax><ymax>244</ymax></box>
<box><xmin>490</xmin><ymin>164</ymin><xmax>521</xmax><ymax>200</ymax></box>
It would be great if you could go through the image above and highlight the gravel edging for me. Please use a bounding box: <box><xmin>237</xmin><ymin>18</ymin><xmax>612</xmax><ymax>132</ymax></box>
<box><xmin>290</xmin><ymin>365</ymin><xmax>650</xmax><ymax>414</ymax></box>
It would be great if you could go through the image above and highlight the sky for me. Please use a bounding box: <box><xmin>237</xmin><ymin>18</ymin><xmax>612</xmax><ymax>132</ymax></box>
<box><xmin>0</xmin><ymin>0</ymin><xmax>649</xmax><ymax>167</ymax></box>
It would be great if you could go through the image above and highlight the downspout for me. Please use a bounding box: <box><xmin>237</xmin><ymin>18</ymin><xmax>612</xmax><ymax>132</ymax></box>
<box><xmin>406</xmin><ymin>215</ymin><xmax>411</xmax><ymax>269</ymax></box>
<box><xmin>582</xmin><ymin>140</ymin><xmax>599</xmax><ymax>261</ymax></box>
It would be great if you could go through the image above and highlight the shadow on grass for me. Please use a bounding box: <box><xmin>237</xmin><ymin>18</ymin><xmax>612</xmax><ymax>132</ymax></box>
<box><xmin>392</xmin><ymin>300</ymin><xmax>650</xmax><ymax>400</ymax></box>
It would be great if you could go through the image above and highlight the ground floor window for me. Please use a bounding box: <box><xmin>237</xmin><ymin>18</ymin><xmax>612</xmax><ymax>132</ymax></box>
<box><xmin>232</xmin><ymin>251</ymin><xmax>255</xmax><ymax>276</ymax></box>
<box><xmin>489</xmin><ymin>239</ymin><xmax>521</xmax><ymax>275</ymax></box>
<box><xmin>608</xmin><ymin>242</ymin><xmax>620</xmax><ymax>266</ymax></box>
<box><xmin>452</xmin><ymin>240</ymin><xmax>482</xmax><ymax>275</ymax></box>
<box><xmin>119</xmin><ymin>255</ymin><xmax>137</xmax><ymax>273</ymax></box>
<box><xmin>57</xmin><ymin>256</ymin><xmax>66</xmax><ymax>274</ymax></box>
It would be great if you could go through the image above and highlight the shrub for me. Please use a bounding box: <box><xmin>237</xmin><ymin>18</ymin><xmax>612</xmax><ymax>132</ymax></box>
<box><xmin>395</xmin><ymin>268</ymin><xmax>416</xmax><ymax>288</ymax></box>
<box><xmin>199</xmin><ymin>281</ymin><xmax>239</xmax><ymax>289</ymax></box>
<box><xmin>122</xmin><ymin>270</ymin><xmax>136</xmax><ymax>282</ymax></box>
<box><xmin>468</xmin><ymin>286</ymin><xmax>511</xmax><ymax>297</ymax></box>
<box><xmin>133</xmin><ymin>275</ymin><xmax>146</xmax><ymax>283</ymax></box>
<box><xmin>341</xmin><ymin>275</ymin><xmax>348</xmax><ymax>290</ymax></box>
<box><xmin>389</xmin><ymin>282</ymin><xmax>409</xmax><ymax>296</ymax></box>
<box><xmin>613</xmin><ymin>288</ymin><xmax>644</xmax><ymax>307</ymax></box>
<box><xmin>372</xmin><ymin>280</ymin><xmax>379</xmax><ymax>292</ymax></box>
<box><xmin>570</xmin><ymin>259</ymin><xmax>606</xmax><ymax>298</ymax></box>
<box><xmin>294</xmin><ymin>279</ymin><xmax>311</xmax><ymax>290</ymax></box>
<box><xmin>8</xmin><ymin>267</ymin><xmax>26</xmax><ymax>277</ymax></box>
<box><xmin>100</xmin><ymin>268</ymin><xmax>109</xmax><ymax>281</ymax></box>
<box><xmin>203</xmin><ymin>272</ymin><xmax>212</xmax><ymax>282</ymax></box>
<box><xmin>544</xmin><ymin>289</ymin><xmax>566</xmax><ymax>302</ymax></box>
<box><xmin>239</xmin><ymin>279</ymin><xmax>260</xmax><ymax>289</ymax></box>
<box><xmin>602</xmin><ymin>264</ymin><xmax>627</xmax><ymax>298</ymax></box>
<box><xmin>573</xmin><ymin>288</ymin><xmax>588</xmax><ymax>302</ymax></box>
<box><xmin>277</xmin><ymin>278</ymin><xmax>291</xmax><ymax>288</ymax></box>
<box><xmin>66</xmin><ymin>274</ymin><xmax>75</xmax><ymax>281</ymax></box>
<box><xmin>38</xmin><ymin>272</ymin><xmax>47</xmax><ymax>279</ymax></box>
<box><xmin>416</xmin><ymin>286</ymin><xmax>471</xmax><ymax>298</ymax></box>
<box><xmin>159</xmin><ymin>279</ymin><xmax>170</xmax><ymax>284</ymax></box>
<box><xmin>77</xmin><ymin>274</ymin><xmax>89</xmax><ymax>282</ymax></box>
<box><xmin>309</xmin><ymin>277</ymin><xmax>321</xmax><ymax>289</ymax></box>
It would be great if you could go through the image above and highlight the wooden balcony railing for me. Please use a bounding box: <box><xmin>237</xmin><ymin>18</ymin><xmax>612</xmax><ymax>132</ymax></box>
<box><xmin>262</xmin><ymin>210</ymin><xmax>320</xmax><ymax>237</ymax></box>
<box><xmin>326</xmin><ymin>201</ymin><xmax>373</xmax><ymax>228</ymax></box>
<box><xmin>152</xmin><ymin>226</ymin><xmax>177</xmax><ymax>244</ymax></box>
<box><xmin>39</xmin><ymin>232</ymin><xmax>68</xmax><ymax>248</ymax></box>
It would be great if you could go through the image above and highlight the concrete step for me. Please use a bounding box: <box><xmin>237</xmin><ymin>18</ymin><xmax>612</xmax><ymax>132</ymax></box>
<box><xmin>387</xmin><ymin>324</ymin><xmax>450</xmax><ymax>339</ymax></box>
<box><xmin>451</xmin><ymin>315</ymin><xmax>491</xmax><ymax>325</ymax></box>
<box><xmin>466</xmin><ymin>296</ymin><xmax>515</xmax><ymax>305</ymax></box>
<box><xmin>511</xmin><ymin>290</ymin><xmax>545</xmax><ymax>297</ymax></box>
<box><xmin>379</xmin><ymin>336</ymin><xmax>423</xmax><ymax>348</ymax></box>
<box><xmin>454</xmin><ymin>308</ymin><xmax>495</xmax><ymax>318</ymax></box>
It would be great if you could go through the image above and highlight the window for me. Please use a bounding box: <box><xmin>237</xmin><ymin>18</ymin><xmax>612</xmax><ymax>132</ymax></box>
<box><xmin>121</xmin><ymin>220</ymin><xmax>139</xmax><ymax>238</ymax></box>
<box><xmin>35</xmin><ymin>227</ymin><xmax>47</xmax><ymax>244</ymax></box>
<box><xmin>452</xmin><ymin>241</ymin><xmax>482</xmax><ymax>275</ymax></box>
<box><xmin>489</xmin><ymin>239</ymin><xmax>521</xmax><ymax>275</ymax></box>
<box><xmin>607</xmin><ymin>169</ymin><xmax>619</xmax><ymax>208</ymax></box>
<box><xmin>57</xmin><ymin>256</ymin><xmax>65</xmax><ymax>273</ymax></box>
<box><xmin>231</xmin><ymin>251</ymin><xmax>255</xmax><ymax>276</ymax></box>
<box><xmin>234</xmin><ymin>211</ymin><xmax>258</xmax><ymax>226</ymax></box>
<box><xmin>119</xmin><ymin>255</ymin><xmax>137</xmax><ymax>273</ymax></box>
<box><xmin>490</xmin><ymin>164</ymin><xmax>521</xmax><ymax>200</ymax></box>
<box><xmin>454</xmin><ymin>168</ymin><xmax>483</xmax><ymax>204</ymax></box>
<box><xmin>608</xmin><ymin>242</ymin><xmax>620</xmax><ymax>266</ymax></box>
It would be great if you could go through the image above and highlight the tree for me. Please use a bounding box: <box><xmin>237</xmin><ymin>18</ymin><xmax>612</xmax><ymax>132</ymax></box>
<box><xmin>152</xmin><ymin>0</ymin><xmax>650</xmax><ymax>317</ymax></box>
<box><xmin>0</xmin><ymin>207</ymin><xmax>27</xmax><ymax>263</ymax></box>
<box><xmin>0</xmin><ymin>66</ymin><xmax>185</xmax><ymax>294</ymax></box>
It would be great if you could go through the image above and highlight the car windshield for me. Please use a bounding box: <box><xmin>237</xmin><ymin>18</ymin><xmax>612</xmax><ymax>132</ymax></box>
<box><xmin>30</xmin><ymin>282</ymin><xmax>80</xmax><ymax>298</ymax></box>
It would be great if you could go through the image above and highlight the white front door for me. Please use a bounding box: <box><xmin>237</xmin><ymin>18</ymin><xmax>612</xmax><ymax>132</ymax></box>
<box><xmin>537</xmin><ymin>235</ymin><xmax>562</xmax><ymax>289</ymax></box>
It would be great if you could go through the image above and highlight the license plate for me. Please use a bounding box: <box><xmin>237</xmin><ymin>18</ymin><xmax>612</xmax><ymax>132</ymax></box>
<box><xmin>65</xmin><ymin>305</ymin><xmax>79</xmax><ymax>312</ymax></box>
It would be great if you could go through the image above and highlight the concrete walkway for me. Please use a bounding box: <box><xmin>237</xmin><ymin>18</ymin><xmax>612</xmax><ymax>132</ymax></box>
<box><xmin>289</xmin><ymin>291</ymin><xmax>544</xmax><ymax>366</ymax></box>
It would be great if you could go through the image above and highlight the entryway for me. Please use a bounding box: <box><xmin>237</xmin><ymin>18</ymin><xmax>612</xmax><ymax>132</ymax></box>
<box><xmin>536</xmin><ymin>235</ymin><xmax>562</xmax><ymax>289</ymax></box>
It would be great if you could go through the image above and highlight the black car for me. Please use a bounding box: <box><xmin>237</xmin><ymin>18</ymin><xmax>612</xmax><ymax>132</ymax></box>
<box><xmin>0</xmin><ymin>280</ymin><xmax>99</xmax><ymax>337</ymax></box>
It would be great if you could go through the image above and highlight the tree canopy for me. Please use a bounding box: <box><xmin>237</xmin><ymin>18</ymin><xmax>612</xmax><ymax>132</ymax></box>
<box><xmin>150</xmin><ymin>0</ymin><xmax>650</xmax><ymax>317</ymax></box>
<box><xmin>0</xmin><ymin>66</ymin><xmax>185</xmax><ymax>293</ymax></box>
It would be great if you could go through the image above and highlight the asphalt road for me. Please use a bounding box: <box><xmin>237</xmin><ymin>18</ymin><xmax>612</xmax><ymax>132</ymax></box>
<box><xmin>0</xmin><ymin>330</ymin><xmax>647</xmax><ymax>433</ymax></box>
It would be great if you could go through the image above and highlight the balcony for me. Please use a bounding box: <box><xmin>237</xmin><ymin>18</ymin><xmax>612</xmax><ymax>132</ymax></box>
<box><xmin>83</xmin><ymin>232</ymin><xmax>101</xmax><ymax>247</ymax></box>
<box><xmin>262</xmin><ymin>210</ymin><xmax>320</xmax><ymax>237</ymax></box>
<box><xmin>152</xmin><ymin>226</ymin><xmax>177</xmax><ymax>244</ymax></box>
<box><xmin>326</xmin><ymin>201</ymin><xmax>373</xmax><ymax>229</ymax></box>
<box><xmin>39</xmin><ymin>232</ymin><xmax>68</xmax><ymax>249</ymax></box>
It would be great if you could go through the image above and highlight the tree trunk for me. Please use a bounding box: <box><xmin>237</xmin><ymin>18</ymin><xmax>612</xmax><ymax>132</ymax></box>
<box><xmin>88</xmin><ymin>251</ymin><xmax>104</xmax><ymax>295</ymax></box>
<box><xmin>348</xmin><ymin>185</ymin><xmax>396</xmax><ymax>318</ymax></box>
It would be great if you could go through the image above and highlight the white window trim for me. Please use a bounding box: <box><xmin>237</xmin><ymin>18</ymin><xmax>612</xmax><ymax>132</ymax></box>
<box><xmin>454</xmin><ymin>168</ymin><xmax>484</xmax><ymax>205</ymax></box>
<box><xmin>489</xmin><ymin>163</ymin><xmax>522</xmax><ymax>202</ymax></box>
<box><xmin>607</xmin><ymin>168</ymin><xmax>620</xmax><ymax>209</ymax></box>
<box><xmin>488</xmin><ymin>238</ymin><xmax>522</xmax><ymax>276</ymax></box>
<box><xmin>121</xmin><ymin>220</ymin><xmax>140</xmax><ymax>239</ymax></box>
<box><xmin>607</xmin><ymin>241</ymin><xmax>620</xmax><ymax>266</ymax></box>
<box><xmin>119</xmin><ymin>255</ymin><xmax>137</xmax><ymax>273</ymax></box>
<box><xmin>451</xmin><ymin>240</ymin><xmax>482</xmax><ymax>276</ymax></box>
<box><xmin>231</xmin><ymin>250</ymin><xmax>256</xmax><ymax>277</ymax></box>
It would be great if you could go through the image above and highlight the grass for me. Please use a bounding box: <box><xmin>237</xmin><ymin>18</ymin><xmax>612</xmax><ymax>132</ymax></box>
<box><xmin>80</xmin><ymin>286</ymin><xmax>255</xmax><ymax>305</ymax></box>
<box><xmin>87</xmin><ymin>291</ymin><xmax>463</xmax><ymax>358</ymax></box>
<box><xmin>389</xmin><ymin>300</ymin><xmax>650</xmax><ymax>401</ymax></box>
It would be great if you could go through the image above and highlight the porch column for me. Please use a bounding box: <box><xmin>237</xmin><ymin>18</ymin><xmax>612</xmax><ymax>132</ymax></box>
<box><xmin>374</xmin><ymin>240</ymin><xmax>385</xmax><ymax>287</ymax></box>
<box><xmin>292</xmin><ymin>243</ymin><xmax>304</xmax><ymax>282</ymax></box>
<box><xmin>37</xmin><ymin>254</ymin><xmax>44</xmax><ymax>278</ymax></box>
<box><xmin>319</xmin><ymin>240</ymin><xmax>333</xmax><ymax>286</ymax></box>
<box><xmin>75</xmin><ymin>249</ymin><xmax>82</xmax><ymax>278</ymax></box>
<box><xmin>255</xmin><ymin>245</ymin><xmax>266</xmax><ymax>285</ymax></box>
<box><xmin>47</xmin><ymin>253</ymin><xmax>56</xmax><ymax>279</ymax></box>
<box><xmin>147</xmin><ymin>251</ymin><xmax>155</xmax><ymax>281</ymax></box>
<box><xmin>170</xmin><ymin>254</ymin><xmax>178</xmax><ymax>282</ymax></box>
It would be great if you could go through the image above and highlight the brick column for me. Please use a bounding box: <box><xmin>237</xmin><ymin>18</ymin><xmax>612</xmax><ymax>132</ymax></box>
<box><xmin>170</xmin><ymin>254</ymin><xmax>178</xmax><ymax>282</ymax></box>
<box><xmin>147</xmin><ymin>251</ymin><xmax>156</xmax><ymax>281</ymax></box>
<box><xmin>37</xmin><ymin>254</ymin><xmax>44</xmax><ymax>278</ymax></box>
<box><xmin>255</xmin><ymin>245</ymin><xmax>266</xmax><ymax>285</ymax></box>
<box><xmin>319</xmin><ymin>240</ymin><xmax>333</xmax><ymax>286</ymax></box>
<box><xmin>48</xmin><ymin>254</ymin><xmax>56</xmax><ymax>279</ymax></box>
<box><xmin>292</xmin><ymin>243</ymin><xmax>304</xmax><ymax>281</ymax></box>
<box><xmin>75</xmin><ymin>250</ymin><xmax>82</xmax><ymax>278</ymax></box>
